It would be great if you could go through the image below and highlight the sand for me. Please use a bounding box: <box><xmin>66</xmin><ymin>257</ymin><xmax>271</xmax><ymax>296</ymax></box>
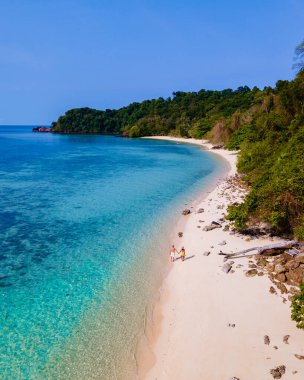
<box><xmin>141</xmin><ymin>137</ymin><xmax>304</xmax><ymax>380</ymax></box>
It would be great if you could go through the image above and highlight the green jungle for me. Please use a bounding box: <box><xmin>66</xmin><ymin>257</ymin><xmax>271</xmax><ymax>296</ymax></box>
<box><xmin>52</xmin><ymin>42</ymin><xmax>304</xmax><ymax>241</ymax></box>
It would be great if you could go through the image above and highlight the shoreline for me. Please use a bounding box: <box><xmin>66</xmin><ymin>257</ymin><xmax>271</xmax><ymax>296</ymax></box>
<box><xmin>135</xmin><ymin>136</ymin><xmax>234</xmax><ymax>379</ymax></box>
<box><xmin>138</xmin><ymin>136</ymin><xmax>304</xmax><ymax>379</ymax></box>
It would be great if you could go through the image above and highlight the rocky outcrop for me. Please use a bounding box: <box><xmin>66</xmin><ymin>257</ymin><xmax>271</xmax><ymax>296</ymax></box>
<box><xmin>32</xmin><ymin>126</ymin><xmax>52</xmax><ymax>133</ymax></box>
<box><xmin>273</xmin><ymin>255</ymin><xmax>304</xmax><ymax>286</ymax></box>
<box><xmin>254</xmin><ymin>251</ymin><xmax>304</xmax><ymax>288</ymax></box>
<box><xmin>250</xmin><ymin>250</ymin><xmax>304</xmax><ymax>304</ymax></box>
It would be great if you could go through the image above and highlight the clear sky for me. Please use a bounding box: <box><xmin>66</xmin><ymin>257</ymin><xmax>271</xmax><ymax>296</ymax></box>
<box><xmin>1</xmin><ymin>0</ymin><xmax>304</xmax><ymax>124</ymax></box>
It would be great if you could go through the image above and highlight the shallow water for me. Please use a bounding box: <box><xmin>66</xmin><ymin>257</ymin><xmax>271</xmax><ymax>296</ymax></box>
<box><xmin>0</xmin><ymin>127</ymin><xmax>223</xmax><ymax>379</ymax></box>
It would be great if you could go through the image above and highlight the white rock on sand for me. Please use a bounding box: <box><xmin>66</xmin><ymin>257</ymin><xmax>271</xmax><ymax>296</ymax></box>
<box><xmin>140</xmin><ymin>137</ymin><xmax>304</xmax><ymax>380</ymax></box>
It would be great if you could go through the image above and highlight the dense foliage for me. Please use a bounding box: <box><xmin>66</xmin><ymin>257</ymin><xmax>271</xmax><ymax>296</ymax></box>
<box><xmin>291</xmin><ymin>284</ymin><xmax>304</xmax><ymax>329</ymax></box>
<box><xmin>52</xmin><ymin>86</ymin><xmax>256</xmax><ymax>137</ymax></box>
<box><xmin>226</xmin><ymin>72</ymin><xmax>304</xmax><ymax>238</ymax></box>
<box><xmin>52</xmin><ymin>72</ymin><xmax>304</xmax><ymax>238</ymax></box>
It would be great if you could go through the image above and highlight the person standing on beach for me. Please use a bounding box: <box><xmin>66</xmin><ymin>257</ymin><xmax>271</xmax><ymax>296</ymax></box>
<box><xmin>170</xmin><ymin>245</ymin><xmax>178</xmax><ymax>262</ymax></box>
<box><xmin>180</xmin><ymin>246</ymin><xmax>186</xmax><ymax>262</ymax></box>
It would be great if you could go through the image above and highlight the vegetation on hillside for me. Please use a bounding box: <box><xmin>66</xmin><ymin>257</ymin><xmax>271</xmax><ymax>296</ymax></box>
<box><xmin>226</xmin><ymin>71</ymin><xmax>304</xmax><ymax>238</ymax></box>
<box><xmin>291</xmin><ymin>284</ymin><xmax>304</xmax><ymax>329</ymax></box>
<box><xmin>52</xmin><ymin>41</ymin><xmax>304</xmax><ymax>239</ymax></box>
<box><xmin>52</xmin><ymin>86</ymin><xmax>256</xmax><ymax>137</ymax></box>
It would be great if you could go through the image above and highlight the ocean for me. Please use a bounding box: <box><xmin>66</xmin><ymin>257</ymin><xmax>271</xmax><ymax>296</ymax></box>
<box><xmin>0</xmin><ymin>126</ymin><xmax>224</xmax><ymax>379</ymax></box>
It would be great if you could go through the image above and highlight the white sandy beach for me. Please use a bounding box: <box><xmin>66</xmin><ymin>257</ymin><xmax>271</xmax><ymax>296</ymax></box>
<box><xmin>141</xmin><ymin>137</ymin><xmax>304</xmax><ymax>380</ymax></box>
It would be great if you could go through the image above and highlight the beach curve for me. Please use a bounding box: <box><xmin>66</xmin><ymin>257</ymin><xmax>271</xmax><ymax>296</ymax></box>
<box><xmin>138</xmin><ymin>137</ymin><xmax>304</xmax><ymax>380</ymax></box>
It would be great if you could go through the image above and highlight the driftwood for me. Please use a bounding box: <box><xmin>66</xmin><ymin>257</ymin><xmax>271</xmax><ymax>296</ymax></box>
<box><xmin>219</xmin><ymin>240</ymin><xmax>299</xmax><ymax>258</ymax></box>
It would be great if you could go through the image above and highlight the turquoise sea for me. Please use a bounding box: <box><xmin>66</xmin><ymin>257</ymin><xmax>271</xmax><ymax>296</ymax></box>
<box><xmin>0</xmin><ymin>126</ymin><xmax>224</xmax><ymax>379</ymax></box>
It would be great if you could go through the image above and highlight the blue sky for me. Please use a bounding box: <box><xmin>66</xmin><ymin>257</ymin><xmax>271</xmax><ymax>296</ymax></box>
<box><xmin>0</xmin><ymin>0</ymin><xmax>304</xmax><ymax>124</ymax></box>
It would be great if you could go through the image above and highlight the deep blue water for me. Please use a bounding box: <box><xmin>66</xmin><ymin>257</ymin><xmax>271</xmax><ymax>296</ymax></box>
<box><xmin>0</xmin><ymin>126</ymin><xmax>223</xmax><ymax>379</ymax></box>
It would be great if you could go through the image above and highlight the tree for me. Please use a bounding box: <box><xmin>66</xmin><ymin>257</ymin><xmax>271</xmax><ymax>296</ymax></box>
<box><xmin>293</xmin><ymin>39</ymin><xmax>304</xmax><ymax>73</ymax></box>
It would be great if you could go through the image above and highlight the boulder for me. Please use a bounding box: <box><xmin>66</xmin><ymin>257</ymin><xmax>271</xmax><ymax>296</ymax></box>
<box><xmin>285</xmin><ymin>261</ymin><xmax>300</xmax><ymax>270</ymax></box>
<box><xmin>275</xmin><ymin>273</ymin><xmax>287</xmax><ymax>283</ymax></box>
<box><xmin>211</xmin><ymin>221</ymin><xmax>221</xmax><ymax>227</ymax></box>
<box><xmin>182</xmin><ymin>209</ymin><xmax>191</xmax><ymax>215</ymax></box>
<box><xmin>245</xmin><ymin>269</ymin><xmax>258</xmax><ymax>277</ymax></box>
<box><xmin>266</xmin><ymin>263</ymin><xmax>275</xmax><ymax>272</ymax></box>
<box><xmin>274</xmin><ymin>263</ymin><xmax>286</xmax><ymax>274</ymax></box>
<box><xmin>255</xmin><ymin>257</ymin><xmax>268</xmax><ymax>267</ymax></box>
<box><xmin>203</xmin><ymin>221</ymin><xmax>222</xmax><ymax>231</ymax></box>
<box><xmin>276</xmin><ymin>282</ymin><xmax>288</xmax><ymax>294</ymax></box>
<box><xmin>197</xmin><ymin>208</ymin><xmax>204</xmax><ymax>213</ymax></box>
<box><xmin>295</xmin><ymin>354</ymin><xmax>304</xmax><ymax>360</ymax></box>
<box><xmin>240</xmin><ymin>221</ymin><xmax>274</xmax><ymax>236</ymax></box>
<box><xmin>295</xmin><ymin>255</ymin><xmax>304</xmax><ymax>264</ymax></box>
<box><xmin>270</xmin><ymin>365</ymin><xmax>286</xmax><ymax>379</ymax></box>
<box><xmin>249</xmin><ymin>263</ymin><xmax>257</xmax><ymax>269</ymax></box>
<box><xmin>269</xmin><ymin>286</ymin><xmax>277</xmax><ymax>294</ymax></box>
<box><xmin>264</xmin><ymin>335</ymin><xmax>270</xmax><ymax>345</ymax></box>
<box><xmin>268</xmin><ymin>273</ymin><xmax>275</xmax><ymax>281</ymax></box>
<box><xmin>203</xmin><ymin>225</ymin><xmax>214</xmax><ymax>231</ymax></box>
<box><xmin>203</xmin><ymin>251</ymin><xmax>210</xmax><ymax>256</ymax></box>
<box><xmin>285</xmin><ymin>266</ymin><xmax>304</xmax><ymax>286</ymax></box>
<box><xmin>283</xmin><ymin>335</ymin><xmax>290</xmax><ymax>344</ymax></box>
<box><xmin>240</xmin><ymin>227</ymin><xmax>264</xmax><ymax>236</ymax></box>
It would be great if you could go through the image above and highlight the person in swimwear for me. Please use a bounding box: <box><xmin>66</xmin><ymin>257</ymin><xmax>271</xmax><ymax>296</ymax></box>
<box><xmin>170</xmin><ymin>244</ymin><xmax>178</xmax><ymax>262</ymax></box>
<box><xmin>180</xmin><ymin>246</ymin><xmax>186</xmax><ymax>262</ymax></box>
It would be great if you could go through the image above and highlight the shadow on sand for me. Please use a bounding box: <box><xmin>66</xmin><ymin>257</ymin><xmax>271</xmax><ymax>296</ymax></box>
<box><xmin>175</xmin><ymin>254</ymin><xmax>195</xmax><ymax>262</ymax></box>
